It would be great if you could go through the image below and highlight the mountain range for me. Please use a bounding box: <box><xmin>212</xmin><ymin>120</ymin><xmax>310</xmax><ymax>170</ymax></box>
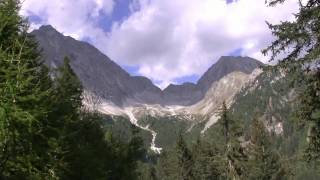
<box><xmin>32</xmin><ymin>25</ymin><xmax>262</xmax><ymax>107</ymax></box>
<box><xmin>32</xmin><ymin>25</ymin><xmax>282</xmax><ymax>153</ymax></box>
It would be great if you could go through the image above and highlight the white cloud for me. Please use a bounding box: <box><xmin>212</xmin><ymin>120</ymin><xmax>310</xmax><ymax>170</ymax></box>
<box><xmin>104</xmin><ymin>0</ymin><xmax>299</xmax><ymax>88</ymax></box>
<box><xmin>21</xmin><ymin>0</ymin><xmax>299</xmax><ymax>89</ymax></box>
<box><xmin>20</xmin><ymin>0</ymin><xmax>114</xmax><ymax>38</ymax></box>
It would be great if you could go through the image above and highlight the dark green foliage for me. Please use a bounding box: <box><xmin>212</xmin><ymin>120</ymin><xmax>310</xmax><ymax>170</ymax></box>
<box><xmin>264</xmin><ymin>0</ymin><xmax>320</xmax><ymax>164</ymax></box>
<box><xmin>138</xmin><ymin>115</ymin><xmax>205</xmax><ymax>149</ymax></box>
<box><xmin>301</xmin><ymin>70</ymin><xmax>320</xmax><ymax>164</ymax></box>
<box><xmin>51</xmin><ymin>58</ymin><xmax>146</xmax><ymax>180</ymax></box>
<box><xmin>217</xmin><ymin>101</ymin><xmax>247</xmax><ymax>180</ymax></box>
<box><xmin>59</xmin><ymin>113</ymin><xmax>110</xmax><ymax>179</ymax></box>
<box><xmin>2</xmin><ymin>0</ymin><xmax>319</xmax><ymax>179</ymax></box>
<box><xmin>191</xmin><ymin>139</ymin><xmax>224</xmax><ymax>179</ymax></box>
<box><xmin>153</xmin><ymin>103</ymin><xmax>248</xmax><ymax>180</ymax></box>
<box><xmin>223</xmin><ymin>63</ymin><xmax>320</xmax><ymax>179</ymax></box>
<box><xmin>221</xmin><ymin>101</ymin><xmax>230</xmax><ymax>143</ymax></box>
<box><xmin>53</xmin><ymin>57</ymin><xmax>83</xmax><ymax>120</ymax></box>
<box><xmin>175</xmin><ymin>133</ymin><xmax>194</xmax><ymax>180</ymax></box>
<box><xmin>137</xmin><ymin>162</ymin><xmax>157</xmax><ymax>180</ymax></box>
<box><xmin>245</xmin><ymin>117</ymin><xmax>289</xmax><ymax>180</ymax></box>
<box><xmin>155</xmin><ymin>133</ymin><xmax>194</xmax><ymax>180</ymax></box>
<box><xmin>230</xmin><ymin>70</ymin><xmax>300</xmax><ymax>153</ymax></box>
<box><xmin>50</xmin><ymin>60</ymin><xmax>107</xmax><ymax>179</ymax></box>
<box><xmin>138</xmin><ymin>115</ymin><xmax>189</xmax><ymax>148</ymax></box>
<box><xmin>264</xmin><ymin>0</ymin><xmax>320</xmax><ymax>68</ymax></box>
<box><xmin>104</xmin><ymin>115</ymin><xmax>153</xmax><ymax>149</ymax></box>
<box><xmin>141</xmin><ymin>1</ymin><xmax>320</xmax><ymax>177</ymax></box>
<box><xmin>230</xmin><ymin>71</ymin><xmax>294</xmax><ymax>124</ymax></box>
<box><xmin>0</xmin><ymin>1</ymin><xmax>146</xmax><ymax>179</ymax></box>
<box><xmin>0</xmin><ymin>0</ymin><xmax>57</xmax><ymax>178</ymax></box>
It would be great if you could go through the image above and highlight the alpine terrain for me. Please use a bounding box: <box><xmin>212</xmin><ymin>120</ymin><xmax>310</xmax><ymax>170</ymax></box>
<box><xmin>32</xmin><ymin>25</ymin><xmax>267</xmax><ymax>152</ymax></box>
<box><xmin>2</xmin><ymin>0</ymin><xmax>319</xmax><ymax>179</ymax></box>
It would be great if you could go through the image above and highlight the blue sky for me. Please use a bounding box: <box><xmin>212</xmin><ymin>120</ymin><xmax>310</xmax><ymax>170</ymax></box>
<box><xmin>21</xmin><ymin>0</ymin><xmax>298</xmax><ymax>88</ymax></box>
<box><xmin>98</xmin><ymin>0</ymin><xmax>132</xmax><ymax>32</ymax></box>
<box><xmin>93</xmin><ymin>0</ymin><xmax>241</xmax><ymax>85</ymax></box>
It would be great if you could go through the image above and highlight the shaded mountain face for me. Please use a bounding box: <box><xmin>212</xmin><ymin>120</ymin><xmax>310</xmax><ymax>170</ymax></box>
<box><xmin>197</xmin><ymin>56</ymin><xmax>264</xmax><ymax>93</ymax></box>
<box><xmin>162</xmin><ymin>82</ymin><xmax>203</xmax><ymax>106</ymax></box>
<box><xmin>163</xmin><ymin>56</ymin><xmax>264</xmax><ymax>105</ymax></box>
<box><xmin>32</xmin><ymin>25</ymin><xmax>162</xmax><ymax>106</ymax></box>
<box><xmin>32</xmin><ymin>25</ymin><xmax>263</xmax><ymax>106</ymax></box>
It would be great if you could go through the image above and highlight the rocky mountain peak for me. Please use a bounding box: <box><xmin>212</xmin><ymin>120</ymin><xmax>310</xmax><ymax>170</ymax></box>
<box><xmin>38</xmin><ymin>25</ymin><xmax>57</xmax><ymax>32</ymax></box>
<box><xmin>32</xmin><ymin>25</ymin><xmax>162</xmax><ymax>107</ymax></box>
<box><xmin>197</xmin><ymin>56</ymin><xmax>263</xmax><ymax>94</ymax></box>
<box><xmin>32</xmin><ymin>25</ymin><xmax>264</xmax><ymax>107</ymax></box>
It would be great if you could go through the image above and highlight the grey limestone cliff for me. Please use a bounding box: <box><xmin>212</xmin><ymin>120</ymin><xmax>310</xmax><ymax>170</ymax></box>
<box><xmin>32</xmin><ymin>25</ymin><xmax>263</xmax><ymax>107</ymax></box>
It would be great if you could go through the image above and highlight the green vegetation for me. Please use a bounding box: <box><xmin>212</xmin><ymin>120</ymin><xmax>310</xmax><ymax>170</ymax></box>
<box><xmin>264</xmin><ymin>0</ymin><xmax>320</xmax><ymax>176</ymax></box>
<box><xmin>0</xmin><ymin>0</ymin><xmax>319</xmax><ymax>179</ymax></box>
<box><xmin>245</xmin><ymin>117</ymin><xmax>287</xmax><ymax>179</ymax></box>
<box><xmin>0</xmin><ymin>1</ymin><xmax>145</xmax><ymax>179</ymax></box>
<box><xmin>136</xmin><ymin>0</ymin><xmax>320</xmax><ymax>178</ymax></box>
<box><xmin>264</xmin><ymin>0</ymin><xmax>320</xmax><ymax>163</ymax></box>
<box><xmin>151</xmin><ymin>102</ymin><xmax>290</xmax><ymax>180</ymax></box>
<box><xmin>138</xmin><ymin>115</ymin><xmax>205</xmax><ymax>148</ymax></box>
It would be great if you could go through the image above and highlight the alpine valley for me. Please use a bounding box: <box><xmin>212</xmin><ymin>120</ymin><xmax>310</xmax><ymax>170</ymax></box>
<box><xmin>31</xmin><ymin>25</ymin><xmax>299</xmax><ymax>154</ymax></box>
<box><xmin>3</xmin><ymin>0</ymin><xmax>320</xmax><ymax>179</ymax></box>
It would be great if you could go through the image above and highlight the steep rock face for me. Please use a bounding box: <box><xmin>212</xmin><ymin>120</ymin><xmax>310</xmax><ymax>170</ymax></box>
<box><xmin>190</xmin><ymin>69</ymin><xmax>263</xmax><ymax>132</ymax></box>
<box><xmin>94</xmin><ymin>68</ymin><xmax>263</xmax><ymax>151</ymax></box>
<box><xmin>32</xmin><ymin>25</ymin><xmax>162</xmax><ymax>106</ymax></box>
<box><xmin>162</xmin><ymin>82</ymin><xmax>202</xmax><ymax>106</ymax></box>
<box><xmin>197</xmin><ymin>56</ymin><xmax>263</xmax><ymax>94</ymax></box>
<box><xmin>190</xmin><ymin>70</ymin><xmax>262</xmax><ymax>115</ymax></box>
<box><xmin>162</xmin><ymin>56</ymin><xmax>263</xmax><ymax>106</ymax></box>
<box><xmin>32</xmin><ymin>25</ymin><xmax>263</xmax><ymax>107</ymax></box>
<box><xmin>230</xmin><ymin>70</ymin><xmax>295</xmax><ymax>136</ymax></box>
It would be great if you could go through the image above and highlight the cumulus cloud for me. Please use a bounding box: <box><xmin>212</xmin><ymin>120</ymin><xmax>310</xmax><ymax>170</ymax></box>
<box><xmin>104</xmin><ymin>0</ymin><xmax>299</xmax><ymax>88</ymax></box>
<box><xmin>20</xmin><ymin>0</ymin><xmax>114</xmax><ymax>40</ymax></box>
<box><xmin>21</xmin><ymin>0</ymin><xmax>299</xmax><ymax>89</ymax></box>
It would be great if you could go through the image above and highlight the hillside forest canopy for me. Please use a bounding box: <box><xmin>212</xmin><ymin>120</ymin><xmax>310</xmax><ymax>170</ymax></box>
<box><xmin>0</xmin><ymin>0</ymin><xmax>319</xmax><ymax>179</ymax></box>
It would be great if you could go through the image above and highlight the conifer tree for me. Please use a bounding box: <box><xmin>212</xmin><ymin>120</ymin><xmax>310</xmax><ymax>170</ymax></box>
<box><xmin>52</xmin><ymin>59</ymin><xmax>146</xmax><ymax>179</ymax></box>
<box><xmin>0</xmin><ymin>1</ymin><xmax>147</xmax><ymax>179</ymax></box>
<box><xmin>114</xmin><ymin>124</ymin><xmax>145</xmax><ymax>180</ymax></box>
<box><xmin>54</xmin><ymin>57</ymin><xmax>83</xmax><ymax>119</ymax></box>
<box><xmin>219</xmin><ymin>101</ymin><xmax>247</xmax><ymax>180</ymax></box>
<box><xmin>175</xmin><ymin>133</ymin><xmax>194</xmax><ymax>180</ymax></box>
<box><xmin>191</xmin><ymin>138</ymin><xmax>224</xmax><ymax>180</ymax></box>
<box><xmin>245</xmin><ymin>117</ymin><xmax>288</xmax><ymax>180</ymax></box>
<box><xmin>155</xmin><ymin>150</ymin><xmax>175</xmax><ymax>180</ymax></box>
<box><xmin>51</xmin><ymin>57</ymin><xmax>105</xmax><ymax>179</ymax></box>
<box><xmin>156</xmin><ymin>133</ymin><xmax>194</xmax><ymax>180</ymax></box>
<box><xmin>0</xmin><ymin>0</ymin><xmax>57</xmax><ymax>178</ymax></box>
<box><xmin>137</xmin><ymin>162</ymin><xmax>158</xmax><ymax>180</ymax></box>
<box><xmin>263</xmin><ymin>0</ymin><xmax>320</xmax><ymax>164</ymax></box>
<box><xmin>221</xmin><ymin>101</ymin><xmax>230</xmax><ymax>144</ymax></box>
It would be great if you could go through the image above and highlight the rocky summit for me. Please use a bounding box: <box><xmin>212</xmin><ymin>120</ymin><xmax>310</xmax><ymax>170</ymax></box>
<box><xmin>32</xmin><ymin>25</ymin><xmax>263</xmax><ymax>107</ymax></box>
<box><xmin>30</xmin><ymin>25</ymin><xmax>269</xmax><ymax>154</ymax></box>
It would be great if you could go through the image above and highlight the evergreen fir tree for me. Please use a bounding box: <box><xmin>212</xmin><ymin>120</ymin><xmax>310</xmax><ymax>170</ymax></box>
<box><xmin>0</xmin><ymin>1</ymin><xmax>147</xmax><ymax>179</ymax></box>
<box><xmin>52</xmin><ymin>58</ymin><xmax>106</xmax><ymax>179</ymax></box>
<box><xmin>156</xmin><ymin>133</ymin><xmax>194</xmax><ymax>180</ymax></box>
<box><xmin>52</xmin><ymin>60</ymin><xmax>146</xmax><ymax>179</ymax></box>
<box><xmin>263</xmin><ymin>0</ymin><xmax>320</xmax><ymax>164</ymax></box>
<box><xmin>0</xmin><ymin>0</ymin><xmax>57</xmax><ymax>178</ymax></box>
<box><xmin>191</xmin><ymin>138</ymin><xmax>224</xmax><ymax>180</ymax></box>
<box><xmin>219</xmin><ymin>101</ymin><xmax>247</xmax><ymax>180</ymax></box>
<box><xmin>137</xmin><ymin>162</ymin><xmax>158</xmax><ymax>180</ymax></box>
<box><xmin>245</xmin><ymin>117</ymin><xmax>289</xmax><ymax>180</ymax></box>
<box><xmin>175</xmin><ymin>133</ymin><xmax>194</xmax><ymax>180</ymax></box>
<box><xmin>155</xmin><ymin>150</ymin><xmax>175</xmax><ymax>180</ymax></box>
